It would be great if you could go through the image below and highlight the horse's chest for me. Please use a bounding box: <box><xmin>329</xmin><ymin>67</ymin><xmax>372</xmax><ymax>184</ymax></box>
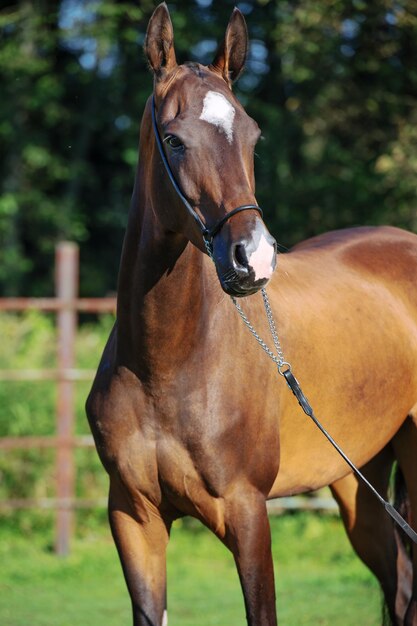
<box><xmin>153</xmin><ymin>389</ymin><xmax>280</xmax><ymax>503</ymax></box>
<box><xmin>92</xmin><ymin>362</ymin><xmax>280</xmax><ymax>505</ymax></box>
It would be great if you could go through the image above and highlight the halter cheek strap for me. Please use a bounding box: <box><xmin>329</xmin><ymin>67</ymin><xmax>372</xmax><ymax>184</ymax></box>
<box><xmin>151</xmin><ymin>96</ymin><xmax>263</xmax><ymax>249</ymax></box>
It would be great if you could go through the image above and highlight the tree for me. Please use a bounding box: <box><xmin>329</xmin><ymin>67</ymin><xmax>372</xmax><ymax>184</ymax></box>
<box><xmin>1</xmin><ymin>0</ymin><xmax>417</xmax><ymax>296</ymax></box>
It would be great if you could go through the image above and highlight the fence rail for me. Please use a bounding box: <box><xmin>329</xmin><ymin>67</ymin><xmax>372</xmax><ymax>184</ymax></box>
<box><xmin>0</xmin><ymin>495</ymin><xmax>337</xmax><ymax>512</ymax></box>
<box><xmin>0</xmin><ymin>497</ymin><xmax>108</xmax><ymax>510</ymax></box>
<box><xmin>0</xmin><ymin>435</ymin><xmax>95</xmax><ymax>450</ymax></box>
<box><xmin>0</xmin><ymin>297</ymin><xmax>115</xmax><ymax>312</ymax></box>
<box><xmin>0</xmin><ymin>369</ymin><xmax>96</xmax><ymax>381</ymax></box>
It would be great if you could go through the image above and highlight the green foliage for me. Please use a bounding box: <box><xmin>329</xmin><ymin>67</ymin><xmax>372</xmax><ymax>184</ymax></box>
<box><xmin>0</xmin><ymin>513</ymin><xmax>380</xmax><ymax>625</ymax></box>
<box><xmin>1</xmin><ymin>1</ymin><xmax>417</xmax><ymax>293</ymax></box>
<box><xmin>0</xmin><ymin>311</ymin><xmax>56</xmax><ymax>439</ymax></box>
<box><xmin>0</xmin><ymin>312</ymin><xmax>113</xmax><ymax>529</ymax></box>
<box><xmin>247</xmin><ymin>0</ymin><xmax>417</xmax><ymax>245</ymax></box>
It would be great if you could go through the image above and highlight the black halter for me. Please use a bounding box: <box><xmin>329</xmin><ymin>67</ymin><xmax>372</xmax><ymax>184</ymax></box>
<box><xmin>151</xmin><ymin>96</ymin><xmax>263</xmax><ymax>249</ymax></box>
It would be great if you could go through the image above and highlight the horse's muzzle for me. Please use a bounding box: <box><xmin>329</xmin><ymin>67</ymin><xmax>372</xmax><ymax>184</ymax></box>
<box><xmin>214</xmin><ymin>229</ymin><xmax>277</xmax><ymax>297</ymax></box>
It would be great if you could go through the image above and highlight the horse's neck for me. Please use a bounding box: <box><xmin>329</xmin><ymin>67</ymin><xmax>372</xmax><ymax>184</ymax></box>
<box><xmin>116</xmin><ymin>187</ymin><xmax>215</xmax><ymax>378</ymax></box>
<box><xmin>115</xmin><ymin>104</ymin><xmax>222</xmax><ymax>378</ymax></box>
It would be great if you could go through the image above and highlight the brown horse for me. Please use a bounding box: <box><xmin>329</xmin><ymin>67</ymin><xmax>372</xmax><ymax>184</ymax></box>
<box><xmin>86</xmin><ymin>4</ymin><xmax>417</xmax><ymax>625</ymax></box>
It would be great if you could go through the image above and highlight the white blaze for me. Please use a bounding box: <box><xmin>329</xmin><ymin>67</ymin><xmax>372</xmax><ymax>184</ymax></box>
<box><xmin>199</xmin><ymin>91</ymin><xmax>235</xmax><ymax>143</ymax></box>
<box><xmin>162</xmin><ymin>610</ymin><xmax>168</xmax><ymax>626</ymax></box>
<box><xmin>248</xmin><ymin>233</ymin><xmax>275</xmax><ymax>281</ymax></box>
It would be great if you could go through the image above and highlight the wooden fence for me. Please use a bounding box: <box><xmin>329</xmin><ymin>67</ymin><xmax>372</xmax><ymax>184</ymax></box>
<box><xmin>0</xmin><ymin>242</ymin><xmax>337</xmax><ymax>556</ymax></box>
<box><xmin>0</xmin><ymin>242</ymin><xmax>116</xmax><ymax>556</ymax></box>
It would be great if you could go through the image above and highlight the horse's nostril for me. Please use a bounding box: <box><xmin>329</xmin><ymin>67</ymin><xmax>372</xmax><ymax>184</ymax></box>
<box><xmin>272</xmin><ymin>240</ymin><xmax>277</xmax><ymax>269</ymax></box>
<box><xmin>233</xmin><ymin>243</ymin><xmax>248</xmax><ymax>269</ymax></box>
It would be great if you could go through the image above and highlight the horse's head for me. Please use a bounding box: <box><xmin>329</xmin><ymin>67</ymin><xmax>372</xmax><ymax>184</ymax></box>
<box><xmin>145</xmin><ymin>3</ymin><xmax>277</xmax><ymax>297</ymax></box>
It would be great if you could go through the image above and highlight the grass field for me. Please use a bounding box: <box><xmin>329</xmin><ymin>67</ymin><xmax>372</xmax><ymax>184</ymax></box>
<box><xmin>0</xmin><ymin>512</ymin><xmax>381</xmax><ymax>626</ymax></box>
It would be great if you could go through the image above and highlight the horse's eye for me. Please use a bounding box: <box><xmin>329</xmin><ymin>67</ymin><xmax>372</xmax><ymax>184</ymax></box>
<box><xmin>165</xmin><ymin>135</ymin><xmax>184</xmax><ymax>151</ymax></box>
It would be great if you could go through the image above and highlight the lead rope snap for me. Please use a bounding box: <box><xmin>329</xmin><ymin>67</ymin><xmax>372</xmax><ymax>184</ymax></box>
<box><xmin>203</xmin><ymin>235</ymin><xmax>214</xmax><ymax>260</ymax></box>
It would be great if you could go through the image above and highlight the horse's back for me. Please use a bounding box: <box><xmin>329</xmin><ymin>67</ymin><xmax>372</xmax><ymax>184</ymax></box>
<box><xmin>292</xmin><ymin>225</ymin><xmax>417</xmax><ymax>274</ymax></box>
<box><xmin>285</xmin><ymin>226</ymin><xmax>417</xmax><ymax>310</ymax></box>
<box><xmin>291</xmin><ymin>225</ymin><xmax>416</xmax><ymax>250</ymax></box>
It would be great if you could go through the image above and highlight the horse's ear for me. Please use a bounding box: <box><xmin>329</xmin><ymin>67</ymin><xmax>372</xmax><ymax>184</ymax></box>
<box><xmin>210</xmin><ymin>8</ymin><xmax>248</xmax><ymax>86</ymax></box>
<box><xmin>145</xmin><ymin>2</ymin><xmax>177</xmax><ymax>78</ymax></box>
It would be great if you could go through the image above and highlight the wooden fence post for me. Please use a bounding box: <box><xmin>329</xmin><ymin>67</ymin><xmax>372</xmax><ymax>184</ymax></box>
<box><xmin>55</xmin><ymin>242</ymin><xmax>78</xmax><ymax>556</ymax></box>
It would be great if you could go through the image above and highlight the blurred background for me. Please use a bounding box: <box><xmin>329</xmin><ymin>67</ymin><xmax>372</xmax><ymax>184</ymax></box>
<box><xmin>1</xmin><ymin>0</ymin><xmax>417</xmax><ymax>297</ymax></box>
<box><xmin>1</xmin><ymin>1</ymin><xmax>416</xmax><ymax>624</ymax></box>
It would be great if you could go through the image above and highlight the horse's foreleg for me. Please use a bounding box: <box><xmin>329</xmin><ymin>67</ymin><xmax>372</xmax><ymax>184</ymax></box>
<box><xmin>222</xmin><ymin>489</ymin><xmax>277</xmax><ymax>626</ymax></box>
<box><xmin>108</xmin><ymin>475</ymin><xmax>169</xmax><ymax>626</ymax></box>
<box><xmin>330</xmin><ymin>447</ymin><xmax>411</xmax><ymax>626</ymax></box>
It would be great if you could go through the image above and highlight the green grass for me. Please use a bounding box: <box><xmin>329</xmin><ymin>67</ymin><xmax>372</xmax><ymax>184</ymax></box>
<box><xmin>0</xmin><ymin>512</ymin><xmax>381</xmax><ymax>626</ymax></box>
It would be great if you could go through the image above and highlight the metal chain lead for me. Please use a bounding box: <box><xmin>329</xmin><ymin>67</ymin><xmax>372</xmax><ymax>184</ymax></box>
<box><xmin>230</xmin><ymin>288</ymin><xmax>291</xmax><ymax>375</ymax></box>
<box><xmin>260</xmin><ymin>288</ymin><xmax>288</xmax><ymax>369</ymax></box>
<box><xmin>203</xmin><ymin>237</ymin><xmax>214</xmax><ymax>260</ymax></box>
<box><xmin>205</xmin><ymin>241</ymin><xmax>289</xmax><ymax>373</ymax></box>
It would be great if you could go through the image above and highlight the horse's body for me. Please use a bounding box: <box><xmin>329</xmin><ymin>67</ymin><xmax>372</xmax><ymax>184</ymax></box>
<box><xmin>87</xmin><ymin>5</ymin><xmax>417</xmax><ymax>625</ymax></box>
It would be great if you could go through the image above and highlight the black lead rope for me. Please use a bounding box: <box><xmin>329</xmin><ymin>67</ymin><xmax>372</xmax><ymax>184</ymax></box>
<box><xmin>282</xmin><ymin>368</ymin><xmax>417</xmax><ymax>544</ymax></box>
<box><xmin>150</xmin><ymin>91</ymin><xmax>417</xmax><ymax>545</ymax></box>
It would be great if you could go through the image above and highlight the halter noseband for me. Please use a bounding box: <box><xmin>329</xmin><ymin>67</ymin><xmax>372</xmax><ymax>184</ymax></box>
<box><xmin>151</xmin><ymin>95</ymin><xmax>263</xmax><ymax>251</ymax></box>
